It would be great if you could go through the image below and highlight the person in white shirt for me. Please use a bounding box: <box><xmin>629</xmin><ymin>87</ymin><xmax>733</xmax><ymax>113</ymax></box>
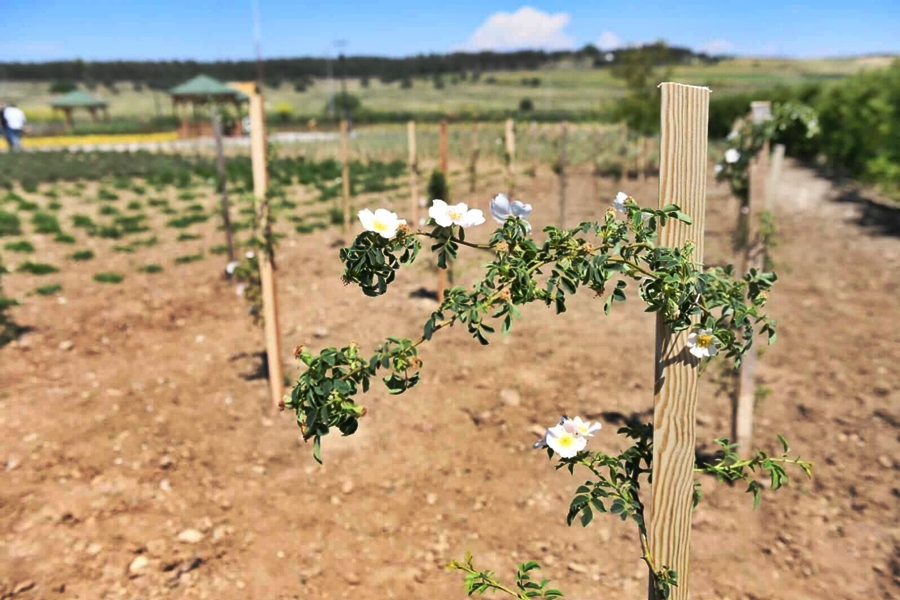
<box><xmin>1</xmin><ymin>104</ymin><xmax>27</xmax><ymax>151</ymax></box>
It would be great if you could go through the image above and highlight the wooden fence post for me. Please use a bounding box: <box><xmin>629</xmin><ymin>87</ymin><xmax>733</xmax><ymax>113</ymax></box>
<box><xmin>469</xmin><ymin>123</ymin><xmax>480</xmax><ymax>193</ymax></box>
<box><xmin>212</xmin><ymin>109</ymin><xmax>236</xmax><ymax>263</ymax></box>
<box><xmin>505</xmin><ymin>118</ymin><xmax>516</xmax><ymax>197</ymax></box>
<box><xmin>558</xmin><ymin>121</ymin><xmax>568</xmax><ymax>228</ymax></box>
<box><xmin>408</xmin><ymin>121</ymin><xmax>418</xmax><ymax>225</ymax></box>
<box><xmin>734</xmin><ymin>101</ymin><xmax>772</xmax><ymax>458</ymax></box>
<box><xmin>648</xmin><ymin>83</ymin><xmax>710</xmax><ymax>600</ymax></box>
<box><xmin>249</xmin><ymin>91</ymin><xmax>285</xmax><ymax>413</ymax></box>
<box><xmin>437</xmin><ymin>120</ymin><xmax>449</xmax><ymax>302</ymax></box>
<box><xmin>341</xmin><ymin>119</ymin><xmax>351</xmax><ymax>233</ymax></box>
<box><xmin>765</xmin><ymin>143</ymin><xmax>786</xmax><ymax>211</ymax></box>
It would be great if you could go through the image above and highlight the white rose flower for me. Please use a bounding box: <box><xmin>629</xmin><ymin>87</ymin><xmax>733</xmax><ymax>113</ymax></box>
<box><xmin>613</xmin><ymin>191</ymin><xmax>629</xmax><ymax>213</ymax></box>
<box><xmin>714</xmin><ymin>164</ymin><xmax>724</xmax><ymax>176</ymax></box>
<box><xmin>725</xmin><ymin>149</ymin><xmax>740</xmax><ymax>164</ymax></box>
<box><xmin>726</xmin><ymin>130</ymin><xmax>738</xmax><ymax>141</ymax></box>
<box><xmin>490</xmin><ymin>194</ymin><xmax>533</xmax><ymax>232</ymax></box>
<box><xmin>686</xmin><ymin>328</ymin><xmax>719</xmax><ymax>359</ymax></box>
<box><xmin>428</xmin><ymin>199</ymin><xmax>485</xmax><ymax>228</ymax></box>
<box><xmin>358</xmin><ymin>208</ymin><xmax>407</xmax><ymax>239</ymax></box>
<box><xmin>225</xmin><ymin>261</ymin><xmax>240</xmax><ymax>275</ymax></box>
<box><xmin>235</xmin><ymin>283</ymin><xmax>247</xmax><ymax>297</ymax></box>
<box><xmin>245</xmin><ymin>251</ymin><xmax>255</xmax><ymax>259</ymax></box>
<box><xmin>533</xmin><ymin>415</ymin><xmax>598</xmax><ymax>458</ymax></box>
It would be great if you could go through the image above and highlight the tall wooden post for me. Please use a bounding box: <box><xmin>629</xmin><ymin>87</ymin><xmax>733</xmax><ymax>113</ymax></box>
<box><xmin>437</xmin><ymin>120</ymin><xmax>449</xmax><ymax>302</ymax></box>
<box><xmin>765</xmin><ymin>143</ymin><xmax>786</xmax><ymax>211</ymax></box>
<box><xmin>212</xmin><ymin>109</ymin><xmax>236</xmax><ymax>263</ymax></box>
<box><xmin>558</xmin><ymin>121</ymin><xmax>568</xmax><ymax>229</ymax></box>
<box><xmin>505</xmin><ymin>118</ymin><xmax>516</xmax><ymax>197</ymax></box>
<box><xmin>249</xmin><ymin>92</ymin><xmax>285</xmax><ymax>413</ymax></box>
<box><xmin>648</xmin><ymin>83</ymin><xmax>710</xmax><ymax>600</ymax></box>
<box><xmin>734</xmin><ymin>101</ymin><xmax>772</xmax><ymax>458</ymax></box>
<box><xmin>341</xmin><ymin>119</ymin><xmax>351</xmax><ymax>233</ymax></box>
<box><xmin>468</xmin><ymin>123</ymin><xmax>480</xmax><ymax>193</ymax></box>
<box><xmin>408</xmin><ymin>121</ymin><xmax>418</xmax><ymax>225</ymax></box>
<box><xmin>639</xmin><ymin>136</ymin><xmax>648</xmax><ymax>183</ymax></box>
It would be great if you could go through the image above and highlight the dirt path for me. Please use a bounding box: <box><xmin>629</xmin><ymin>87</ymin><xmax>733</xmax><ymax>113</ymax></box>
<box><xmin>1</xmin><ymin>160</ymin><xmax>898</xmax><ymax>600</ymax></box>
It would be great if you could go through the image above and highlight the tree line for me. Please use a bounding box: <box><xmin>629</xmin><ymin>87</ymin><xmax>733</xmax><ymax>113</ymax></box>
<box><xmin>0</xmin><ymin>43</ymin><xmax>721</xmax><ymax>90</ymax></box>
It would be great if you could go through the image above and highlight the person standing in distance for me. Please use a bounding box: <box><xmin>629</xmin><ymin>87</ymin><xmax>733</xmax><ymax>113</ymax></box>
<box><xmin>1</xmin><ymin>103</ymin><xmax>27</xmax><ymax>151</ymax></box>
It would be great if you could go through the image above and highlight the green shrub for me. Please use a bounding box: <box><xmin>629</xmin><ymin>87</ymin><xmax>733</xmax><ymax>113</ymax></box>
<box><xmin>72</xmin><ymin>214</ymin><xmax>97</xmax><ymax>229</ymax></box>
<box><xmin>93</xmin><ymin>272</ymin><xmax>124</xmax><ymax>284</ymax></box>
<box><xmin>0</xmin><ymin>211</ymin><xmax>22</xmax><ymax>236</ymax></box>
<box><xmin>137</xmin><ymin>263</ymin><xmax>163</xmax><ymax>274</ymax></box>
<box><xmin>54</xmin><ymin>233</ymin><xmax>76</xmax><ymax>244</ymax></box>
<box><xmin>47</xmin><ymin>201</ymin><xmax>63</xmax><ymax>211</ymax></box>
<box><xmin>97</xmin><ymin>188</ymin><xmax>119</xmax><ymax>201</ymax></box>
<box><xmin>35</xmin><ymin>283</ymin><xmax>63</xmax><ymax>296</ymax></box>
<box><xmin>209</xmin><ymin>244</ymin><xmax>229</xmax><ymax>255</ymax></box>
<box><xmin>174</xmin><ymin>253</ymin><xmax>204</xmax><ymax>264</ymax></box>
<box><xmin>98</xmin><ymin>205</ymin><xmax>120</xmax><ymax>216</ymax></box>
<box><xmin>166</xmin><ymin>214</ymin><xmax>208</xmax><ymax>228</ymax></box>
<box><xmin>70</xmin><ymin>249</ymin><xmax>95</xmax><ymax>261</ymax></box>
<box><xmin>4</xmin><ymin>240</ymin><xmax>34</xmax><ymax>253</ymax></box>
<box><xmin>177</xmin><ymin>233</ymin><xmax>201</xmax><ymax>241</ymax></box>
<box><xmin>126</xmin><ymin>200</ymin><xmax>143</xmax><ymax>211</ymax></box>
<box><xmin>17</xmin><ymin>261</ymin><xmax>60</xmax><ymax>275</ymax></box>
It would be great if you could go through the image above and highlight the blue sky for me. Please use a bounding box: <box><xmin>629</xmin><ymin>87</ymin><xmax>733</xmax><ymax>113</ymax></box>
<box><xmin>2</xmin><ymin>1</ymin><xmax>898</xmax><ymax>62</ymax></box>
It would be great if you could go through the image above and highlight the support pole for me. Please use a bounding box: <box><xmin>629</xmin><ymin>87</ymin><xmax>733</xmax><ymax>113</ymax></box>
<box><xmin>408</xmin><ymin>121</ymin><xmax>418</xmax><ymax>225</ymax></box>
<box><xmin>558</xmin><ymin>121</ymin><xmax>568</xmax><ymax>229</ymax></box>
<box><xmin>648</xmin><ymin>83</ymin><xmax>710</xmax><ymax>600</ymax></box>
<box><xmin>505</xmin><ymin>118</ymin><xmax>516</xmax><ymax>197</ymax></box>
<box><xmin>437</xmin><ymin>120</ymin><xmax>449</xmax><ymax>302</ymax></box>
<box><xmin>734</xmin><ymin>101</ymin><xmax>772</xmax><ymax>458</ymax></box>
<box><xmin>212</xmin><ymin>109</ymin><xmax>236</xmax><ymax>263</ymax></box>
<box><xmin>341</xmin><ymin>119</ymin><xmax>351</xmax><ymax>233</ymax></box>
<box><xmin>249</xmin><ymin>92</ymin><xmax>285</xmax><ymax>413</ymax></box>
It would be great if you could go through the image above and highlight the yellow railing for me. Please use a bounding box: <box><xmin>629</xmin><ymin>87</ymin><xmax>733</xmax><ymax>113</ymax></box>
<box><xmin>23</xmin><ymin>131</ymin><xmax>180</xmax><ymax>148</ymax></box>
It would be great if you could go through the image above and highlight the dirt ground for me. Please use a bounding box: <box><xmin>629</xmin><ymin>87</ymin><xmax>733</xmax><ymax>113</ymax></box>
<box><xmin>1</xmin><ymin>159</ymin><xmax>899</xmax><ymax>600</ymax></box>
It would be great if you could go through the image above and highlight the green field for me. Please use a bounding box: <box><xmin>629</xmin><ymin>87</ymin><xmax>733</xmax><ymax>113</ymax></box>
<box><xmin>4</xmin><ymin>55</ymin><xmax>894</xmax><ymax>123</ymax></box>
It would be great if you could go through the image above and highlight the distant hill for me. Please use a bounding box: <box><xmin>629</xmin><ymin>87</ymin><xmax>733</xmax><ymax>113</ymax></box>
<box><xmin>0</xmin><ymin>42</ymin><xmax>721</xmax><ymax>89</ymax></box>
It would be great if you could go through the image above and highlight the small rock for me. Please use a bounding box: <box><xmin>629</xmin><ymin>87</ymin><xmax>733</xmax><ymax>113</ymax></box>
<box><xmin>59</xmin><ymin>340</ymin><xmax>74</xmax><ymax>351</ymax></box>
<box><xmin>341</xmin><ymin>480</ymin><xmax>354</xmax><ymax>494</ymax></box>
<box><xmin>13</xmin><ymin>581</ymin><xmax>35</xmax><ymax>595</ymax></box>
<box><xmin>500</xmin><ymin>389</ymin><xmax>521</xmax><ymax>407</ymax></box>
<box><xmin>345</xmin><ymin>572</ymin><xmax>361</xmax><ymax>585</ymax></box>
<box><xmin>313</xmin><ymin>327</ymin><xmax>328</xmax><ymax>338</ymax></box>
<box><xmin>6</xmin><ymin>455</ymin><xmax>21</xmax><ymax>470</ymax></box>
<box><xmin>160</xmin><ymin>479</ymin><xmax>172</xmax><ymax>492</ymax></box>
<box><xmin>194</xmin><ymin>334</ymin><xmax>205</xmax><ymax>343</ymax></box>
<box><xmin>86</xmin><ymin>542</ymin><xmax>103</xmax><ymax>556</ymax></box>
<box><xmin>159</xmin><ymin>455</ymin><xmax>174</xmax><ymax>469</ymax></box>
<box><xmin>129</xmin><ymin>556</ymin><xmax>149</xmax><ymax>577</ymax></box>
<box><xmin>177</xmin><ymin>529</ymin><xmax>204</xmax><ymax>544</ymax></box>
<box><xmin>878</xmin><ymin>456</ymin><xmax>893</xmax><ymax>469</ymax></box>
<box><xmin>426</xmin><ymin>493</ymin><xmax>438</xmax><ymax>506</ymax></box>
<box><xmin>567</xmin><ymin>562</ymin><xmax>588</xmax><ymax>574</ymax></box>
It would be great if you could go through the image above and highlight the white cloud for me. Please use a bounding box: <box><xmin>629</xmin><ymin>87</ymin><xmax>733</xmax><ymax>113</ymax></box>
<box><xmin>596</xmin><ymin>31</ymin><xmax>623</xmax><ymax>51</ymax></box>
<box><xmin>700</xmin><ymin>39</ymin><xmax>735</xmax><ymax>55</ymax></box>
<box><xmin>457</xmin><ymin>6</ymin><xmax>575</xmax><ymax>52</ymax></box>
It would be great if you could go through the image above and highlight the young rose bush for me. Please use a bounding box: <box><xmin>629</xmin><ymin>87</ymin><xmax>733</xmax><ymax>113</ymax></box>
<box><xmin>283</xmin><ymin>191</ymin><xmax>811</xmax><ymax>598</ymax></box>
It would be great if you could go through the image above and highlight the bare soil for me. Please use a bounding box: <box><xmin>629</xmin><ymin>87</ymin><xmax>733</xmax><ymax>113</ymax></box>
<box><xmin>1</xmin><ymin>160</ymin><xmax>898</xmax><ymax>600</ymax></box>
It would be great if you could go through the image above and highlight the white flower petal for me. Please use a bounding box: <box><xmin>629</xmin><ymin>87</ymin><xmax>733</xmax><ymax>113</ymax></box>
<box><xmin>358</xmin><ymin>209</ymin><xmax>376</xmax><ymax>231</ymax></box>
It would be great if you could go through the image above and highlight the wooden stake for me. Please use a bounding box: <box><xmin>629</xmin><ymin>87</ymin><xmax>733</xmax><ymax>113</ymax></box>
<box><xmin>558</xmin><ymin>121</ymin><xmax>568</xmax><ymax>228</ymax></box>
<box><xmin>765</xmin><ymin>143</ymin><xmax>786</xmax><ymax>211</ymax></box>
<box><xmin>468</xmin><ymin>123</ymin><xmax>480</xmax><ymax>193</ymax></box>
<box><xmin>640</xmin><ymin>136</ymin><xmax>648</xmax><ymax>183</ymax></box>
<box><xmin>341</xmin><ymin>119</ymin><xmax>351</xmax><ymax>233</ymax></box>
<box><xmin>408</xmin><ymin>121</ymin><xmax>418</xmax><ymax>224</ymax></box>
<box><xmin>648</xmin><ymin>83</ymin><xmax>710</xmax><ymax>600</ymax></box>
<box><xmin>505</xmin><ymin>118</ymin><xmax>516</xmax><ymax>197</ymax></box>
<box><xmin>437</xmin><ymin>120</ymin><xmax>449</xmax><ymax>302</ymax></box>
<box><xmin>249</xmin><ymin>92</ymin><xmax>285</xmax><ymax>413</ymax></box>
<box><xmin>734</xmin><ymin>102</ymin><xmax>772</xmax><ymax>459</ymax></box>
<box><xmin>212</xmin><ymin>109</ymin><xmax>235</xmax><ymax>263</ymax></box>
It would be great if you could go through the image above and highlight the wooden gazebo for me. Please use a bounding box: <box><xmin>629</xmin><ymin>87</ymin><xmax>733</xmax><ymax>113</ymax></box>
<box><xmin>50</xmin><ymin>89</ymin><xmax>109</xmax><ymax>130</ymax></box>
<box><xmin>168</xmin><ymin>74</ymin><xmax>249</xmax><ymax>138</ymax></box>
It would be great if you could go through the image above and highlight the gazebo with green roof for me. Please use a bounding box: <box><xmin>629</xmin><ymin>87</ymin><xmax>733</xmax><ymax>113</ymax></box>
<box><xmin>168</xmin><ymin>74</ymin><xmax>249</xmax><ymax>138</ymax></box>
<box><xmin>50</xmin><ymin>89</ymin><xmax>110</xmax><ymax>130</ymax></box>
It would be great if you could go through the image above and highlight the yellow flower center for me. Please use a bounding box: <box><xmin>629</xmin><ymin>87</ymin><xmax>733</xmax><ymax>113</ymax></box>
<box><xmin>558</xmin><ymin>434</ymin><xmax>574</xmax><ymax>447</ymax></box>
<box><xmin>373</xmin><ymin>220</ymin><xmax>389</xmax><ymax>232</ymax></box>
<box><xmin>697</xmin><ymin>334</ymin><xmax>713</xmax><ymax>348</ymax></box>
<box><xmin>448</xmin><ymin>209</ymin><xmax>464</xmax><ymax>221</ymax></box>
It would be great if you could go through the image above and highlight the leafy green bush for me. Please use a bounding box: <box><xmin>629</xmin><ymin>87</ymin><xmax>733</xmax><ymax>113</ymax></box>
<box><xmin>32</xmin><ymin>212</ymin><xmax>63</xmax><ymax>235</ymax></box>
<box><xmin>35</xmin><ymin>283</ymin><xmax>63</xmax><ymax>296</ymax></box>
<box><xmin>4</xmin><ymin>240</ymin><xmax>34</xmax><ymax>253</ymax></box>
<box><xmin>0</xmin><ymin>211</ymin><xmax>22</xmax><ymax>237</ymax></box>
<box><xmin>167</xmin><ymin>214</ymin><xmax>208</xmax><ymax>228</ymax></box>
<box><xmin>137</xmin><ymin>263</ymin><xmax>163</xmax><ymax>273</ymax></box>
<box><xmin>210</xmin><ymin>244</ymin><xmax>230</xmax><ymax>255</ymax></box>
<box><xmin>93</xmin><ymin>272</ymin><xmax>124</xmax><ymax>284</ymax></box>
<box><xmin>54</xmin><ymin>233</ymin><xmax>76</xmax><ymax>244</ymax></box>
<box><xmin>70</xmin><ymin>249</ymin><xmax>95</xmax><ymax>261</ymax></box>
<box><xmin>18</xmin><ymin>261</ymin><xmax>60</xmax><ymax>275</ymax></box>
<box><xmin>177</xmin><ymin>233</ymin><xmax>201</xmax><ymax>241</ymax></box>
<box><xmin>174</xmin><ymin>253</ymin><xmax>204</xmax><ymax>264</ymax></box>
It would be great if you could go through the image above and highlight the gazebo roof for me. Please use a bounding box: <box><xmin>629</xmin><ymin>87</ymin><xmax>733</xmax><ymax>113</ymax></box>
<box><xmin>50</xmin><ymin>89</ymin><xmax>108</xmax><ymax>109</ymax></box>
<box><xmin>169</xmin><ymin>75</ymin><xmax>249</xmax><ymax>101</ymax></box>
